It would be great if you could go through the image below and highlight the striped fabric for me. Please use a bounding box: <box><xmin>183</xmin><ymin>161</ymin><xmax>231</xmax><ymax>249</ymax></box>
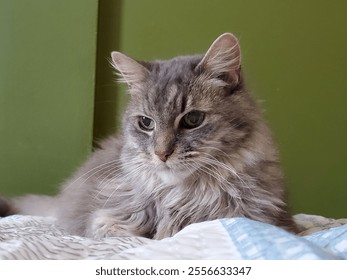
<box><xmin>0</xmin><ymin>214</ymin><xmax>346</xmax><ymax>259</ymax></box>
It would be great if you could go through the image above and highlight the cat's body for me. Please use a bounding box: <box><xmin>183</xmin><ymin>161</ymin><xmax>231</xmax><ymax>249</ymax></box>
<box><xmin>3</xmin><ymin>33</ymin><xmax>298</xmax><ymax>239</ymax></box>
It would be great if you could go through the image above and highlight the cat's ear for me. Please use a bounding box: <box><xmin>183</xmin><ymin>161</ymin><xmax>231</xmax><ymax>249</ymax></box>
<box><xmin>111</xmin><ymin>51</ymin><xmax>150</xmax><ymax>93</ymax></box>
<box><xmin>197</xmin><ymin>33</ymin><xmax>241</xmax><ymax>85</ymax></box>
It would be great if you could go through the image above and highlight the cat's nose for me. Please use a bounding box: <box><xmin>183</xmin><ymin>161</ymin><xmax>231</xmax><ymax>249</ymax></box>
<box><xmin>155</xmin><ymin>149</ymin><xmax>174</xmax><ymax>162</ymax></box>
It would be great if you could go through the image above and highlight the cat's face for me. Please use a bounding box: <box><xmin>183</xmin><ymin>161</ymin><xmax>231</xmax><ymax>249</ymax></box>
<box><xmin>113</xmin><ymin>33</ymin><xmax>254</xmax><ymax>185</ymax></box>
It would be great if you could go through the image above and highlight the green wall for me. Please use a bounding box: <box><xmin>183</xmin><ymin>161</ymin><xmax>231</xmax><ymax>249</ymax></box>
<box><xmin>1</xmin><ymin>0</ymin><xmax>346</xmax><ymax>218</ymax></box>
<box><xmin>0</xmin><ymin>0</ymin><xmax>98</xmax><ymax>195</ymax></box>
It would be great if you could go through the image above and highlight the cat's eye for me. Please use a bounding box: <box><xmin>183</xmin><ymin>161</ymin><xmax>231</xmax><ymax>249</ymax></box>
<box><xmin>138</xmin><ymin>116</ymin><xmax>155</xmax><ymax>131</ymax></box>
<box><xmin>181</xmin><ymin>110</ymin><xmax>205</xmax><ymax>129</ymax></box>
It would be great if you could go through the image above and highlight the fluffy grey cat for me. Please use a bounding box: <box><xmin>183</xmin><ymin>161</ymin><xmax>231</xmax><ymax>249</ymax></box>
<box><xmin>2</xmin><ymin>33</ymin><xmax>298</xmax><ymax>239</ymax></box>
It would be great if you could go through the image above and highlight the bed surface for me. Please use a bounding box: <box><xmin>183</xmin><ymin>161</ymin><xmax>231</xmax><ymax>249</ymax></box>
<box><xmin>0</xmin><ymin>214</ymin><xmax>346</xmax><ymax>259</ymax></box>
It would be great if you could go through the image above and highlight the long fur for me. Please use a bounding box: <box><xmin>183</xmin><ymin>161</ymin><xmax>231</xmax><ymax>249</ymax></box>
<box><xmin>3</xmin><ymin>33</ymin><xmax>298</xmax><ymax>239</ymax></box>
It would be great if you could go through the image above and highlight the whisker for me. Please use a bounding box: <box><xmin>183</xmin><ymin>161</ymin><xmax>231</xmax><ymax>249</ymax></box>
<box><xmin>198</xmin><ymin>154</ymin><xmax>259</xmax><ymax>199</ymax></box>
<box><xmin>190</xmin><ymin>159</ymin><xmax>242</xmax><ymax>199</ymax></box>
<box><xmin>200</xmin><ymin>145</ymin><xmax>230</xmax><ymax>158</ymax></box>
<box><xmin>63</xmin><ymin>159</ymin><xmax>121</xmax><ymax>191</ymax></box>
<box><xmin>91</xmin><ymin>159</ymin><xmax>147</xmax><ymax>203</ymax></box>
<box><xmin>190</xmin><ymin>159</ymin><xmax>226</xmax><ymax>184</ymax></box>
<box><xmin>198</xmin><ymin>153</ymin><xmax>248</xmax><ymax>185</ymax></box>
<box><xmin>100</xmin><ymin>163</ymin><xmax>147</xmax><ymax>208</ymax></box>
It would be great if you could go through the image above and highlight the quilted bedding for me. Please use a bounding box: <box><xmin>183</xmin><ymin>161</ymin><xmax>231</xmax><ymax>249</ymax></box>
<box><xmin>0</xmin><ymin>214</ymin><xmax>346</xmax><ymax>260</ymax></box>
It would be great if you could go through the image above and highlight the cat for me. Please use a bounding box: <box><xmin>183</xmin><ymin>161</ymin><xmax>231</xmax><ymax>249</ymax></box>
<box><xmin>1</xmin><ymin>33</ymin><xmax>298</xmax><ymax>239</ymax></box>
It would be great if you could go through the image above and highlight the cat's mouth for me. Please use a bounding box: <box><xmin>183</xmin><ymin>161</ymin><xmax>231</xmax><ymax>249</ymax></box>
<box><xmin>150</xmin><ymin>152</ymin><xmax>195</xmax><ymax>185</ymax></box>
<box><xmin>156</xmin><ymin>163</ymin><xmax>192</xmax><ymax>185</ymax></box>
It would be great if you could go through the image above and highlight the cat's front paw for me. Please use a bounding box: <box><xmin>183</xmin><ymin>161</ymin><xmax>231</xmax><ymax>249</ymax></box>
<box><xmin>86</xmin><ymin>211</ymin><xmax>133</xmax><ymax>239</ymax></box>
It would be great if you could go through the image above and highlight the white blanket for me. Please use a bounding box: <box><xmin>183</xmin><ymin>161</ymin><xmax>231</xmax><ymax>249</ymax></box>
<box><xmin>0</xmin><ymin>214</ymin><xmax>346</xmax><ymax>259</ymax></box>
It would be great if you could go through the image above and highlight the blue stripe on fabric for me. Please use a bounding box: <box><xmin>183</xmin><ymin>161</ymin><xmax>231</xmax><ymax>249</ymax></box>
<box><xmin>220</xmin><ymin>218</ymin><xmax>343</xmax><ymax>260</ymax></box>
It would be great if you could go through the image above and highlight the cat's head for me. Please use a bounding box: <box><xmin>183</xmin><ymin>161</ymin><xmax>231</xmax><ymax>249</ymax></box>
<box><xmin>111</xmin><ymin>33</ymin><xmax>260</xmax><ymax>185</ymax></box>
